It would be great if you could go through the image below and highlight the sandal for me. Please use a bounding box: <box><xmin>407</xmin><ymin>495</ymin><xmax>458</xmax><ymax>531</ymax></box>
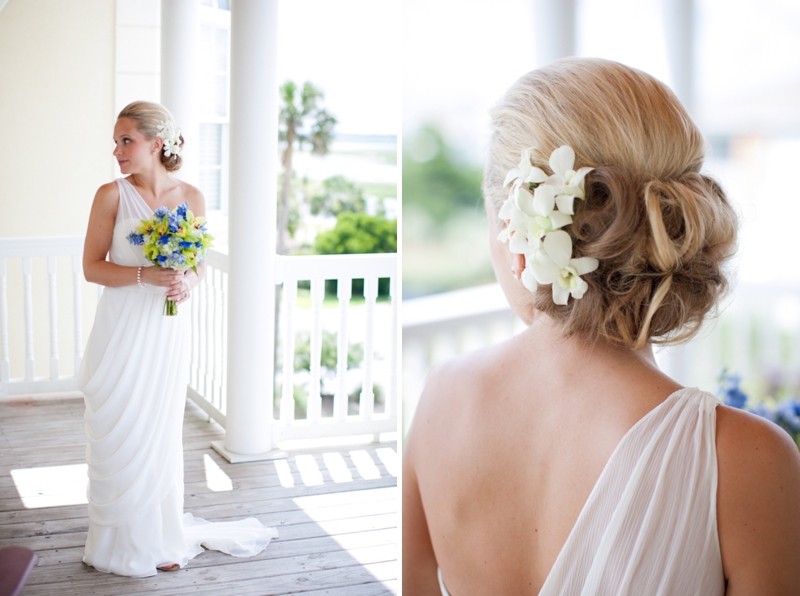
<box><xmin>158</xmin><ymin>563</ymin><xmax>180</xmax><ymax>571</ymax></box>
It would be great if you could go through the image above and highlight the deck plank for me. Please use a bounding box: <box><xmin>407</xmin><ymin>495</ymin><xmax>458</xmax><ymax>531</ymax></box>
<box><xmin>0</xmin><ymin>396</ymin><xmax>397</xmax><ymax>595</ymax></box>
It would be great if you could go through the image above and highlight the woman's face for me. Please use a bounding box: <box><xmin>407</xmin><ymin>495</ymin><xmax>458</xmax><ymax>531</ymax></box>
<box><xmin>113</xmin><ymin>117</ymin><xmax>160</xmax><ymax>175</ymax></box>
<box><xmin>487</xmin><ymin>197</ymin><xmax>535</xmax><ymax>325</ymax></box>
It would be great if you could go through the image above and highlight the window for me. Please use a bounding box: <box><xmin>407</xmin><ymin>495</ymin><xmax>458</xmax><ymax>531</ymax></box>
<box><xmin>198</xmin><ymin>7</ymin><xmax>230</xmax><ymax>213</ymax></box>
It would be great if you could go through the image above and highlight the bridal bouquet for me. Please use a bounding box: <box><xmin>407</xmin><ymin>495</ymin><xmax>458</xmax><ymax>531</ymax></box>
<box><xmin>127</xmin><ymin>203</ymin><xmax>214</xmax><ymax>315</ymax></box>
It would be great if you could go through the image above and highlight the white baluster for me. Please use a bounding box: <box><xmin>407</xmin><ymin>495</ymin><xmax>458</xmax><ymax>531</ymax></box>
<box><xmin>280</xmin><ymin>280</ymin><xmax>297</xmax><ymax>424</ymax></box>
<box><xmin>47</xmin><ymin>256</ymin><xmax>59</xmax><ymax>380</ymax></box>
<box><xmin>388</xmin><ymin>275</ymin><xmax>397</xmax><ymax>419</ymax></box>
<box><xmin>220</xmin><ymin>270</ymin><xmax>229</xmax><ymax>415</ymax></box>
<box><xmin>72</xmin><ymin>255</ymin><xmax>82</xmax><ymax>375</ymax></box>
<box><xmin>22</xmin><ymin>256</ymin><xmax>34</xmax><ymax>381</ymax></box>
<box><xmin>190</xmin><ymin>266</ymin><xmax>198</xmax><ymax>389</ymax></box>
<box><xmin>335</xmin><ymin>277</ymin><xmax>352</xmax><ymax>421</ymax></box>
<box><xmin>0</xmin><ymin>257</ymin><xmax>8</xmax><ymax>385</ymax></box>
<box><xmin>202</xmin><ymin>273</ymin><xmax>211</xmax><ymax>397</ymax></box>
<box><xmin>360</xmin><ymin>276</ymin><xmax>377</xmax><ymax>420</ymax></box>
<box><xmin>210</xmin><ymin>267</ymin><xmax>218</xmax><ymax>408</ymax></box>
<box><xmin>308</xmin><ymin>278</ymin><xmax>324</xmax><ymax>423</ymax></box>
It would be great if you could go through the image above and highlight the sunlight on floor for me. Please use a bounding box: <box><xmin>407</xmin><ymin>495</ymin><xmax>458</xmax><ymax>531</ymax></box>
<box><xmin>322</xmin><ymin>452</ymin><xmax>353</xmax><ymax>483</ymax></box>
<box><xmin>349</xmin><ymin>450</ymin><xmax>381</xmax><ymax>480</ymax></box>
<box><xmin>274</xmin><ymin>458</ymin><xmax>295</xmax><ymax>488</ymax></box>
<box><xmin>10</xmin><ymin>463</ymin><xmax>88</xmax><ymax>508</ymax></box>
<box><xmin>203</xmin><ymin>454</ymin><xmax>233</xmax><ymax>492</ymax></box>
<box><xmin>295</xmin><ymin>454</ymin><xmax>325</xmax><ymax>486</ymax></box>
<box><xmin>273</xmin><ymin>447</ymin><xmax>398</xmax><ymax>488</ymax></box>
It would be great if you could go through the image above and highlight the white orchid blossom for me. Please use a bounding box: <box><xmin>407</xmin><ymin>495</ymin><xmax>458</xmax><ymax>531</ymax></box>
<box><xmin>156</xmin><ymin>120</ymin><xmax>182</xmax><ymax>157</ymax></box>
<box><xmin>530</xmin><ymin>230</ymin><xmax>599</xmax><ymax>305</ymax></box>
<box><xmin>544</xmin><ymin>145</ymin><xmax>593</xmax><ymax>215</ymax></box>
<box><xmin>498</xmin><ymin>144</ymin><xmax>597</xmax><ymax>304</ymax></box>
<box><xmin>503</xmin><ymin>147</ymin><xmax>549</xmax><ymax>193</ymax></box>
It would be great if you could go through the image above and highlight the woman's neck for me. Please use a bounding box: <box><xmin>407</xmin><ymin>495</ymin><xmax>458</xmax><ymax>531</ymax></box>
<box><xmin>128</xmin><ymin>169</ymin><xmax>175</xmax><ymax>200</ymax></box>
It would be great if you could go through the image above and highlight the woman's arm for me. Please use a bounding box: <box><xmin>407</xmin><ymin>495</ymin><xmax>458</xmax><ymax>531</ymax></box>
<box><xmin>716</xmin><ymin>405</ymin><xmax>800</xmax><ymax>595</ymax></box>
<box><xmin>403</xmin><ymin>365</ymin><xmax>449</xmax><ymax>596</ymax></box>
<box><xmin>83</xmin><ymin>182</ymin><xmax>136</xmax><ymax>287</ymax></box>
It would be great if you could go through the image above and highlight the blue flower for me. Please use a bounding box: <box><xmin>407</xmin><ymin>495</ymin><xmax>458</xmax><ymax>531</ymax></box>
<box><xmin>171</xmin><ymin>253</ymin><xmax>186</xmax><ymax>265</ymax></box>
<box><xmin>195</xmin><ymin>241</ymin><xmax>202</xmax><ymax>248</ymax></box>
<box><xmin>167</xmin><ymin>212</ymin><xmax>181</xmax><ymax>232</ymax></box>
<box><xmin>176</xmin><ymin>202</ymin><xmax>188</xmax><ymax>218</ymax></box>
<box><xmin>718</xmin><ymin>369</ymin><xmax>748</xmax><ymax>409</ymax></box>
<box><xmin>126</xmin><ymin>231</ymin><xmax>144</xmax><ymax>245</ymax></box>
<box><xmin>776</xmin><ymin>399</ymin><xmax>800</xmax><ymax>433</ymax></box>
<box><xmin>158</xmin><ymin>235</ymin><xmax>171</xmax><ymax>245</ymax></box>
<box><xmin>749</xmin><ymin>402</ymin><xmax>778</xmax><ymax>423</ymax></box>
<box><xmin>157</xmin><ymin>254</ymin><xmax>167</xmax><ymax>263</ymax></box>
<box><xmin>179</xmin><ymin>241</ymin><xmax>193</xmax><ymax>248</ymax></box>
<box><xmin>154</xmin><ymin>206</ymin><xmax>170</xmax><ymax>219</ymax></box>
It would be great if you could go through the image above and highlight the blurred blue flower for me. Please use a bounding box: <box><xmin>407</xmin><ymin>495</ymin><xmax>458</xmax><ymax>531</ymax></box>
<box><xmin>749</xmin><ymin>402</ymin><xmax>778</xmax><ymax>424</ymax></box>
<box><xmin>179</xmin><ymin>241</ymin><xmax>193</xmax><ymax>248</ymax></box>
<box><xmin>157</xmin><ymin>254</ymin><xmax>167</xmax><ymax>263</ymax></box>
<box><xmin>158</xmin><ymin>235</ymin><xmax>170</xmax><ymax>245</ymax></box>
<box><xmin>126</xmin><ymin>232</ymin><xmax>144</xmax><ymax>245</ymax></box>
<box><xmin>718</xmin><ymin>369</ymin><xmax>748</xmax><ymax>408</ymax></box>
<box><xmin>154</xmin><ymin>206</ymin><xmax>170</xmax><ymax>219</ymax></box>
<box><xmin>776</xmin><ymin>399</ymin><xmax>800</xmax><ymax>433</ymax></box>
<box><xmin>176</xmin><ymin>202</ymin><xmax>188</xmax><ymax>218</ymax></box>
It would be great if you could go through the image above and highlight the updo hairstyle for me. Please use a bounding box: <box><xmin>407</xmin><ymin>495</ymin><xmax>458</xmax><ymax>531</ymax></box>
<box><xmin>485</xmin><ymin>58</ymin><xmax>738</xmax><ymax>349</ymax></box>
<box><xmin>117</xmin><ymin>101</ymin><xmax>184</xmax><ymax>172</ymax></box>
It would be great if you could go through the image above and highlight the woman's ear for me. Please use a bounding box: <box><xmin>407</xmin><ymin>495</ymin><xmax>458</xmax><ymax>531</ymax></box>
<box><xmin>152</xmin><ymin>137</ymin><xmax>164</xmax><ymax>155</ymax></box>
<box><xmin>511</xmin><ymin>253</ymin><xmax>525</xmax><ymax>280</ymax></box>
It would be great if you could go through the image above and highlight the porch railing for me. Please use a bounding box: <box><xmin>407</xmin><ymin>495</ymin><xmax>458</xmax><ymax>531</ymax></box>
<box><xmin>402</xmin><ymin>282</ymin><xmax>800</xmax><ymax>434</ymax></box>
<box><xmin>0</xmin><ymin>237</ymin><xmax>398</xmax><ymax>444</ymax></box>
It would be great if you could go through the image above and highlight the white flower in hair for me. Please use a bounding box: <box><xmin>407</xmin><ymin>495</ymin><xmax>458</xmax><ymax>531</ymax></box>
<box><xmin>545</xmin><ymin>145</ymin><xmax>593</xmax><ymax>215</ymax></box>
<box><xmin>503</xmin><ymin>147</ymin><xmax>549</xmax><ymax>192</ymax></box>
<box><xmin>156</xmin><ymin>120</ymin><xmax>182</xmax><ymax>157</ymax></box>
<box><xmin>530</xmin><ymin>230</ymin><xmax>599</xmax><ymax>305</ymax></box>
<box><xmin>499</xmin><ymin>144</ymin><xmax>597</xmax><ymax>304</ymax></box>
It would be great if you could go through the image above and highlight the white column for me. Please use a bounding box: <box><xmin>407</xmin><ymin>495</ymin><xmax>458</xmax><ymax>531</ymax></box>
<box><xmin>533</xmin><ymin>0</ymin><xmax>576</xmax><ymax>66</ymax></box>
<box><xmin>212</xmin><ymin>0</ymin><xmax>279</xmax><ymax>462</ymax></box>
<box><xmin>663</xmin><ymin>0</ymin><xmax>695</xmax><ymax>114</ymax></box>
<box><xmin>161</xmin><ymin>0</ymin><xmax>199</xmax><ymax>186</ymax></box>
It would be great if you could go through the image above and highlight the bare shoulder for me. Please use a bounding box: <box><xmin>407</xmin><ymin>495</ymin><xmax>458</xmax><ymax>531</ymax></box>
<box><xmin>94</xmin><ymin>180</ymin><xmax>121</xmax><ymax>207</ymax></box>
<box><xmin>177</xmin><ymin>181</ymin><xmax>206</xmax><ymax>216</ymax></box>
<box><xmin>405</xmin><ymin>341</ymin><xmax>512</xmax><ymax>458</ymax></box>
<box><xmin>715</xmin><ymin>404</ymin><xmax>800</xmax><ymax>593</ymax></box>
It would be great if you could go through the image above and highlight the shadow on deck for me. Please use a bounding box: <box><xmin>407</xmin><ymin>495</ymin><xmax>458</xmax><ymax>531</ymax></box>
<box><xmin>0</xmin><ymin>395</ymin><xmax>398</xmax><ymax>595</ymax></box>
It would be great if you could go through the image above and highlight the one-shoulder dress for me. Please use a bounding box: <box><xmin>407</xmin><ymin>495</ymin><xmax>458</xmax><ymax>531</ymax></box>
<box><xmin>438</xmin><ymin>387</ymin><xmax>725</xmax><ymax>596</ymax></box>
<box><xmin>77</xmin><ymin>177</ymin><xmax>277</xmax><ymax>578</ymax></box>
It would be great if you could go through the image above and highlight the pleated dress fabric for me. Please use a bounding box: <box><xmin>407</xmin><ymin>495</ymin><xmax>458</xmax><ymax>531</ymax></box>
<box><xmin>439</xmin><ymin>387</ymin><xmax>725</xmax><ymax>596</ymax></box>
<box><xmin>77</xmin><ymin>178</ymin><xmax>277</xmax><ymax>578</ymax></box>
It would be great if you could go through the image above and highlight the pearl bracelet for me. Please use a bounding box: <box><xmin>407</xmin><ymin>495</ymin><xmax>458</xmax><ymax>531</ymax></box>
<box><xmin>137</xmin><ymin>266</ymin><xmax>144</xmax><ymax>288</ymax></box>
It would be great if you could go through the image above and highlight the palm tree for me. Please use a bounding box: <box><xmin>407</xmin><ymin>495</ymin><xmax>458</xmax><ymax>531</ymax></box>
<box><xmin>278</xmin><ymin>80</ymin><xmax>337</xmax><ymax>254</ymax></box>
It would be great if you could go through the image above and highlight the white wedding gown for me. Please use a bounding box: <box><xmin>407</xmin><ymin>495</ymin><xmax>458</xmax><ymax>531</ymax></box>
<box><xmin>439</xmin><ymin>387</ymin><xmax>725</xmax><ymax>595</ymax></box>
<box><xmin>77</xmin><ymin>177</ymin><xmax>277</xmax><ymax>578</ymax></box>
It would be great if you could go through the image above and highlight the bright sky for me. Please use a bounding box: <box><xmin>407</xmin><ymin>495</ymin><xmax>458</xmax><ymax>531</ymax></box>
<box><xmin>277</xmin><ymin>0</ymin><xmax>400</xmax><ymax>137</ymax></box>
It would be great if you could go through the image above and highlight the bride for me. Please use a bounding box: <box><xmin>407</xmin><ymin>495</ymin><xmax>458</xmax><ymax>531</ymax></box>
<box><xmin>78</xmin><ymin>100</ymin><xmax>277</xmax><ymax>577</ymax></box>
<box><xmin>402</xmin><ymin>59</ymin><xmax>800</xmax><ymax>594</ymax></box>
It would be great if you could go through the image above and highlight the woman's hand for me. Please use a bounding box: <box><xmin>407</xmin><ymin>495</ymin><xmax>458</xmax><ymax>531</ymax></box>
<box><xmin>164</xmin><ymin>270</ymin><xmax>194</xmax><ymax>305</ymax></box>
<box><xmin>142</xmin><ymin>267</ymin><xmax>192</xmax><ymax>305</ymax></box>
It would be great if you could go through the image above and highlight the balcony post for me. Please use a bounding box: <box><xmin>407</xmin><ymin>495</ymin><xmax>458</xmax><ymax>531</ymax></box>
<box><xmin>663</xmin><ymin>0</ymin><xmax>695</xmax><ymax>115</ymax></box>
<box><xmin>533</xmin><ymin>0</ymin><xmax>576</xmax><ymax>66</ymax></box>
<box><xmin>211</xmin><ymin>0</ymin><xmax>280</xmax><ymax>462</ymax></box>
<box><xmin>160</xmin><ymin>0</ymin><xmax>199</xmax><ymax>185</ymax></box>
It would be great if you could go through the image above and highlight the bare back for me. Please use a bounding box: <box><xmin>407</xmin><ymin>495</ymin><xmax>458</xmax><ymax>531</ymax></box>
<box><xmin>403</xmin><ymin>318</ymin><xmax>800</xmax><ymax>595</ymax></box>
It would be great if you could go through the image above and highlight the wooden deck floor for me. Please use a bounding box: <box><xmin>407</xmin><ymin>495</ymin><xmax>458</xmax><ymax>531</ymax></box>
<box><xmin>0</xmin><ymin>395</ymin><xmax>398</xmax><ymax>595</ymax></box>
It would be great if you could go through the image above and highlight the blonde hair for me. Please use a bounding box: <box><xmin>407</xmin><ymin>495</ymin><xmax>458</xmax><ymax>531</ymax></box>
<box><xmin>486</xmin><ymin>58</ymin><xmax>738</xmax><ymax>349</ymax></box>
<box><xmin>117</xmin><ymin>101</ymin><xmax>184</xmax><ymax>172</ymax></box>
